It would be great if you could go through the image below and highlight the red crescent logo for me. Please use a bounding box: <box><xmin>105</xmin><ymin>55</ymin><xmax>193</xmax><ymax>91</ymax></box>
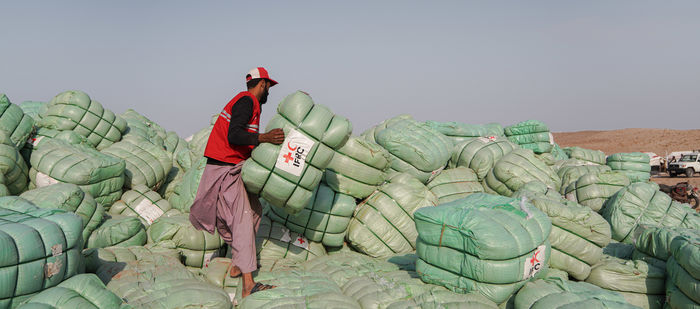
<box><xmin>287</xmin><ymin>142</ymin><xmax>297</xmax><ymax>151</ymax></box>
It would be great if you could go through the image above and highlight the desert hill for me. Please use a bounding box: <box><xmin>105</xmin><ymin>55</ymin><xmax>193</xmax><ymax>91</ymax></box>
<box><xmin>553</xmin><ymin>128</ymin><xmax>700</xmax><ymax>188</ymax></box>
<box><xmin>552</xmin><ymin>128</ymin><xmax>700</xmax><ymax>156</ymax></box>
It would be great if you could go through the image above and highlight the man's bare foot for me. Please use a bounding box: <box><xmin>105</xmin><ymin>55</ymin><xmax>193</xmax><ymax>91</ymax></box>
<box><xmin>228</xmin><ymin>263</ymin><xmax>241</xmax><ymax>278</ymax></box>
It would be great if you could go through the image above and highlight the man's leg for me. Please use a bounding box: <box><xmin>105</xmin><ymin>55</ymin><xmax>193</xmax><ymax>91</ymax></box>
<box><xmin>219</xmin><ymin>169</ymin><xmax>268</xmax><ymax>297</ymax></box>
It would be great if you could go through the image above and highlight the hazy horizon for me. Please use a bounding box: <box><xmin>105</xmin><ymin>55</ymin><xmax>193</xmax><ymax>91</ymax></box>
<box><xmin>2</xmin><ymin>1</ymin><xmax>699</xmax><ymax>137</ymax></box>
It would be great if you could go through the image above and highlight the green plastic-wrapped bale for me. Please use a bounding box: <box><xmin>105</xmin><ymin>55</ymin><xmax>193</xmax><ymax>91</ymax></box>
<box><xmin>18</xmin><ymin>101</ymin><xmax>46</xmax><ymax>123</ymax></box>
<box><xmin>147</xmin><ymin>213</ymin><xmax>225</xmax><ymax>268</ymax></box>
<box><xmin>16</xmin><ymin>274</ymin><xmax>128</xmax><ymax>309</ymax></box>
<box><xmin>38</xmin><ymin>90</ymin><xmax>126</xmax><ymax>150</ymax></box>
<box><xmin>168</xmin><ymin>156</ymin><xmax>206</xmax><ymax>212</ymax></box>
<box><xmin>606</xmin><ymin>152</ymin><xmax>651</xmax><ymax>183</ymax></box>
<box><xmin>375</xmin><ymin>118</ymin><xmax>452</xmax><ymax>183</ymax></box>
<box><xmin>101</xmin><ymin>135</ymin><xmax>172</xmax><ymax>190</ymax></box>
<box><xmin>484</xmin><ymin>148</ymin><xmax>561</xmax><ymax>197</ymax></box>
<box><xmin>0</xmin><ymin>197</ymin><xmax>83</xmax><ymax>309</ymax></box>
<box><xmin>29</xmin><ymin>139</ymin><xmax>125</xmax><ymax>207</ymax></box>
<box><xmin>634</xmin><ymin>226</ymin><xmax>696</xmax><ymax>263</ymax></box>
<box><xmin>586</xmin><ymin>256</ymin><xmax>666</xmax><ymax>309</ymax></box>
<box><xmin>255</xmin><ymin>215</ymin><xmax>327</xmax><ymax>266</ymax></box>
<box><xmin>86</xmin><ymin>216</ymin><xmax>146</xmax><ymax>249</ymax></box>
<box><xmin>267</xmin><ymin>182</ymin><xmax>356</xmax><ymax>247</ymax></box>
<box><xmin>426</xmin><ymin>167</ymin><xmax>484</xmax><ymax>204</ymax></box>
<box><xmin>529</xmin><ymin>289</ymin><xmax>639</xmax><ymax>308</ymax></box>
<box><xmin>514</xmin><ymin>278</ymin><xmax>629</xmax><ymax>309</ymax></box>
<box><xmin>360</xmin><ymin>114</ymin><xmax>413</xmax><ymax>144</ymax></box>
<box><xmin>564</xmin><ymin>171</ymin><xmax>631</xmax><ymax>212</ymax></box>
<box><xmin>96</xmin><ymin>253</ymin><xmax>231</xmax><ymax>308</ymax></box>
<box><xmin>323</xmin><ymin>136</ymin><xmax>390</xmax><ymax>199</ymax></box>
<box><xmin>550</xmin><ymin>144</ymin><xmax>569</xmax><ymax>161</ymax></box>
<box><xmin>386</xmin><ymin>289</ymin><xmax>499</xmax><ymax>309</ymax></box>
<box><xmin>343</xmin><ymin>269</ymin><xmax>499</xmax><ymax>309</ymax></box>
<box><xmin>449</xmin><ymin>136</ymin><xmax>518</xmax><ymax>181</ymax></box>
<box><xmin>243</xmin><ymin>91</ymin><xmax>352</xmax><ymax>215</ymax></box>
<box><xmin>0</xmin><ymin>131</ymin><xmax>29</xmax><ymax>195</ymax></box>
<box><xmin>600</xmin><ymin>182</ymin><xmax>700</xmax><ymax>244</ymax></box>
<box><xmin>666</xmin><ymin>230</ymin><xmax>700</xmax><ymax>307</ymax></box>
<box><xmin>20</xmin><ymin>127</ymin><xmax>88</xmax><ymax>163</ymax></box>
<box><xmin>177</xmin><ymin>122</ymin><xmax>212</xmax><ymax>172</ymax></box>
<box><xmin>119</xmin><ymin>109</ymin><xmax>166</xmax><ymax>147</ymax></box>
<box><xmin>237</xmin><ymin>270</ymin><xmax>359</xmax><ymax>309</ymax></box>
<box><xmin>109</xmin><ymin>184</ymin><xmax>171</xmax><ymax>227</ymax></box>
<box><xmin>198</xmin><ymin>257</ymin><xmax>295</xmax><ymax>300</ymax></box>
<box><xmin>557</xmin><ymin>164</ymin><xmax>611</xmax><ymax>195</ymax></box>
<box><xmin>82</xmin><ymin>244</ymin><xmax>180</xmax><ymax>273</ymax></box>
<box><xmin>20</xmin><ymin>183</ymin><xmax>104</xmax><ymax>243</ymax></box>
<box><xmin>347</xmin><ymin>173</ymin><xmax>438</xmax><ymax>258</ymax></box>
<box><xmin>414</xmin><ymin>193</ymin><xmax>552</xmax><ymax>303</ymax></box>
<box><xmin>563</xmin><ymin>146</ymin><xmax>606</xmax><ymax>165</ymax></box>
<box><xmin>425</xmin><ymin>120</ymin><xmax>504</xmax><ymax>144</ymax></box>
<box><xmin>0</xmin><ymin>94</ymin><xmax>35</xmax><ymax>150</ymax></box>
<box><xmin>299</xmin><ymin>252</ymin><xmax>400</xmax><ymax>287</ymax></box>
<box><xmin>512</xmin><ymin>191</ymin><xmax>611</xmax><ymax>280</ymax></box>
<box><xmin>504</xmin><ymin>120</ymin><xmax>552</xmax><ymax>154</ymax></box>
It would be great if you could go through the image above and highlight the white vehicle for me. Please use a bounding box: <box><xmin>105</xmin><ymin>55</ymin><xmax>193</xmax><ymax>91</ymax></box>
<box><xmin>668</xmin><ymin>153</ymin><xmax>700</xmax><ymax>177</ymax></box>
<box><xmin>644</xmin><ymin>152</ymin><xmax>662</xmax><ymax>174</ymax></box>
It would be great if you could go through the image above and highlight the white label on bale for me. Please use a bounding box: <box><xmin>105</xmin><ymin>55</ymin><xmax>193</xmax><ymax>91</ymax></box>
<box><xmin>35</xmin><ymin>172</ymin><xmax>59</xmax><ymax>187</ymax></box>
<box><xmin>203</xmin><ymin>251</ymin><xmax>218</xmax><ymax>267</ymax></box>
<box><xmin>292</xmin><ymin>236</ymin><xmax>309</xmax><ymax>250</ymax></box>
<box><xmin>27</xmin><ymin>136</ymin><xmax>44</xmax><ymax>147</ymax></box>
<box><xmin>274</xmin><ymin>129</ymin><xmax>315</xmax><ymax>177</ymax></box>
<box><xmin>523</xmin><ymin>245</ymin><xmax>547</xmax><ymax>280</ymax></box>
<box><xmin>280</xmin><ymin>227</ymin><xmax>292</xmax><ymax>243</ymax></box>
<box><xmin>133</xmin><ymin>199</ymin><xmax>164</xmax><ymax>225</ymax></box>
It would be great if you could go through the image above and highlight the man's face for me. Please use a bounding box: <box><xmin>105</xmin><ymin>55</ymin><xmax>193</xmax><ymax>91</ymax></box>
<box><xmin>260</xmin><ymin>80</ymin><xmax>270</xmax><ymax>104</ymax></box>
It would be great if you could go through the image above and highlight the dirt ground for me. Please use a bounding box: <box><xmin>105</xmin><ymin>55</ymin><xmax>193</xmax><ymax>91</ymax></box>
<box><xmin>552</xmin><ymin>128</ymin><xmax>700</xmax><ymax>188</ymax></box>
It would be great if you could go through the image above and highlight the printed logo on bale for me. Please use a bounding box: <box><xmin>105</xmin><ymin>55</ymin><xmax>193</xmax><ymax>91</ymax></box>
<box><xmin>523</xmin><ymin>245</ymin><xmax>546</xmax><ymax>279</ymax></box>
<box><xmin>274</xmin><ymin>128</ymin><xmax>315</xmax><ymax>177</ymax></box>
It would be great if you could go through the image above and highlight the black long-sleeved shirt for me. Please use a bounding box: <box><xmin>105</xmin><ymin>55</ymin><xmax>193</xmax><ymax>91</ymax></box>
<box><xmin>227</xmin><ymin>96</ymin><xmax>260</xmax><ymax>147</ymax></box>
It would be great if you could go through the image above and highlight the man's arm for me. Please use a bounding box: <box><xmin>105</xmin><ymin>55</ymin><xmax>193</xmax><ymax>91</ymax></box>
<box><xmin>227</xmin><ymin>97</ymin><xmax>259</xmax><ymax>146</ymax></box>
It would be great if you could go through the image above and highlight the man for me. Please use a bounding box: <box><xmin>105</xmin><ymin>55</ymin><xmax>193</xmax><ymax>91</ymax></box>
<box><xmin>189</xmin><ymin>67</ymin><xmax>284</xmax><ymax>298</ymax></box>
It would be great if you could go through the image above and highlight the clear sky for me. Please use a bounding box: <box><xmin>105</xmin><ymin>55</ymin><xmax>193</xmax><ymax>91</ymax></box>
<box><xmin>2</xmin><ymin>1</ymin><xmax>699</xmax><ymax>138</ymax></box>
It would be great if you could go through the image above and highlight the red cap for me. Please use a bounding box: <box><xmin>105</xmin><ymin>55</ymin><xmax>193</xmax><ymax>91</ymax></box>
<box><xmin>246</xmin><ymin>67</ymin><xmax>278</xmax><ymax>86</ymax></box>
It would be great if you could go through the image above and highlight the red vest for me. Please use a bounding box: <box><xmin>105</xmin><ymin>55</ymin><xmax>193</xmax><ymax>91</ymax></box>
<box><xmin>204</xmin><ymin>91</ymin><xmax>261</xmax><ymax>164</ymax></box>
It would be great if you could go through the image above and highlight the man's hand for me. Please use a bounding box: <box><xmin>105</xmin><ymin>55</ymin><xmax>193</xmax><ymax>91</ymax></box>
<box><xmin>258</xmin><ymin>128</ymin><xmax>285</xmax><ymax>145</ymax></box>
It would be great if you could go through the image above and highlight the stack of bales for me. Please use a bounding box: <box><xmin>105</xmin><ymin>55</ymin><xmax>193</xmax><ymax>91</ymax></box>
<box><xmin>38</xmin><ymin>90</ymin><xmax>126</xmax><ymax>150</ymax></box>
<box><xmin>374</xmin><ymin>118</ymin><xmax>452</xmax><ymax>183</ymax></box>
<box><xmin>414</xmin><ymin>193</ymin><xmax>552</xmax><ymax>304</ymax></box>
<box><xmin>426</xmin><ymin>166</ymin><xmax>484</xmax><ymax>204</ymax></box>
<box><xmin>504</xmin><ymin>120</ymin><xmax>552</xmax><ymax>154</ymax></box>
<box><xmin>601</xmin><ymin>182</ymin><xmax>700</xmax><ymax>244</ymax></box>
<box><xmin>564</xmin><ymin>171</ymin><xmax>631</xmax><ymax>212</ymax></box>
<box><xmin>242</xmin><ymin>91</ymin><xmax>352</xmax><ymax>215</ymax></box>
<box><xmin>557</xmin><ymin>164</ymin><xmax>611</xmax><ymax>195</ymax></box>
<box><xmin>563</xmin><ymin>146</ymin><xmax>606</xmax><ymax>165</ymax></box>
<box><xmin>665</xmin><ymin>230</ymin><xmax>700</xmax><ymax>308</ymax></box>
<box><xmin>346</xmin><ymin>173</ymin><xmax>438</xmax><ymax>257</ymax></box>
<box><xmin>449</xmin><ymin>136</ymin><xmax>518</xmax><ymax>182</ymax></box>
<box><xmin>606</xmin><ymin>152</ymin><xmax>651</xmax><ymax>183</ymax></box>
<box><xmin>425</xmin><ymin>120</ymin><xmax>504</xmax><ymax>144</ymax></box>
<box><xmin>586</xmin><ymin>256</ymin><xmax>666</xmax><ymax>309</ymax></box>
<box><xmin>483</xmin><ymin>148</ymin><xmax>561</xmax><ymax>197</ymax></box>
<box><xmin>266</xmin><ymin>181</ymin><xmax>356</xmax><ymax>247</ymax></box>
<box><xmin>513</xmin><ymin>189</ymin><xmax>611</xmax><ymax>280</ymax></box>
<box><xmin>323</xmin><ymin>136</ymin><xmax>391</xmax><ymax>199</ymax></box>
<box><xmin>0</xmin><ymin>197</ymin><xmax>83</xmax><ymax>308</ymax></box>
